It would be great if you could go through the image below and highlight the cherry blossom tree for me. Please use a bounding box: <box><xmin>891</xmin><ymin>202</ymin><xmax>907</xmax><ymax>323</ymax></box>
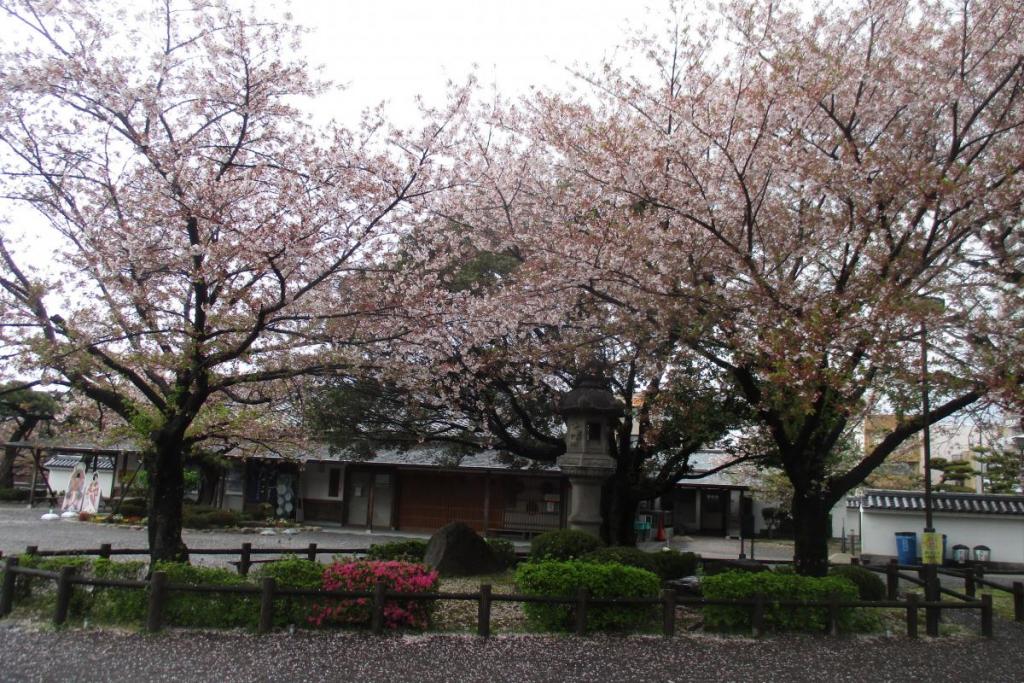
<box><xmin>435</xmin><ymin>0</ymin><xmax>1023</xmax><ymax>574</ymax></box>
<box><xmin>0</xmin><ymin>0</ymin><xmax>464</xmax><ymax>562</ymax></box>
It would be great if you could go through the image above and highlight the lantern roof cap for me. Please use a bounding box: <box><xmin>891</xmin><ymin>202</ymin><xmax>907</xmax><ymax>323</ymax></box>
<box><xmin>557</xmin><ymin>374</ymin><xmax>625</xmax><ymax>417</ymax></box>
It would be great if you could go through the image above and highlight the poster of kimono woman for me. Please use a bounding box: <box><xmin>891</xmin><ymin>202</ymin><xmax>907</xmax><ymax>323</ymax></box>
<box><xmin>61</xmin><ymin>463</ymin><xmax>87</xmax><ymax>513</ymax></box>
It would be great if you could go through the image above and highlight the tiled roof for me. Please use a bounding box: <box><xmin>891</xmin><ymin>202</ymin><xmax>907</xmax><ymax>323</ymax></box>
<box><xmin>292</xmin><ymin>446</ymin><xmax>562</xmax><ymax>474</ymax></box>
<box><xmin>43</xmin><ymin>454</ymin><xmax>116</xmax><ymax>471</ymax></box>
<box><xmin>861</xmin><ymin>489</ymin><xmax>1024</xmax><ymax>516</ymax></box>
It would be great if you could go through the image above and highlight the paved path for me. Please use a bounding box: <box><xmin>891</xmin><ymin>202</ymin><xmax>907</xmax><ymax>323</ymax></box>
<box><xmin>0</xmin><ymin>503</ymin><xmax>458</xmax><ymax>565</ymax></box>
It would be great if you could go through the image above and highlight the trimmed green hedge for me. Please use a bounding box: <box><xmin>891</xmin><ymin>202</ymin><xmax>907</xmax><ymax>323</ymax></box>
<box><xmin>703</xmin><ymin>571</ymin><xmax>858</xmax><ymax>633</ymax></box>
<box><xmin>255</xmin><ymin>556</ymin><xmax>325</xmax><ymax>627</ymax></box>
<box><xmin>365</xmin><ymin>539</ymin><xmax>428</xmax><ymax>563</ymax></box>
<box><xmin>153</xmin><ymin>561</ymin><xmax>257</xmax><ymax>628</ymax></box>
<box><xmin>515</xmin><ymin>560</ymin><xmax>660</xmax><ymax>632</ymax></box>
<box><xmin>829</xmin><ymin>565</ymin><xmax>886</xmax><ymax>601</ymax></box>
<box><xmin>91</xmin><ymin>559</ymin><xmax>148</xmax><ymax>624</ymax></box>
<box><xmin>529</xmin><ymin>530</ymin><xmax>604</xmax><ymax>562</ymax></box>
<box><xmin>647</xmin><ymin>549</ymin><xmax>699</xmax><ymax>580</ymax></box>
<box><xmin>583</xmin><ymin>546</ymin><xmax>658</xmax><ymax>575</ymax></box>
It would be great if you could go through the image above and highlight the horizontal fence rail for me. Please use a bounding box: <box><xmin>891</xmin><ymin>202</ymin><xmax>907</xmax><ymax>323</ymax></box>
<box><xmin>0</xmin><ymin>554</ymin><xmax>997</xmax><ymax>639</ymax></box>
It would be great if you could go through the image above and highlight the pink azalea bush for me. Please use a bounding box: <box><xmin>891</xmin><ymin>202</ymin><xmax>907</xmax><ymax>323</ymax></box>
<box><xmin>310</xmin><ymin>560</ymin><xmax>439</xmax><ymax>630</ymax></box>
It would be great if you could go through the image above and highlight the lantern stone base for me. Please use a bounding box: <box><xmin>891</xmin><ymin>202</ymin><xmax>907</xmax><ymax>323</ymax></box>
<box><xmin>558</xmin><ymin>455</ymin><xmax>614</xmax><ymax>539</ymax></box>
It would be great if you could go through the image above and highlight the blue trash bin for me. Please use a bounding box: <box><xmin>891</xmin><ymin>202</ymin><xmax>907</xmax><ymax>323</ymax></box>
<box><xmin>895</xmin><ymin>532</ymin><xmax>917</xmax><ymax>565</ymax></box>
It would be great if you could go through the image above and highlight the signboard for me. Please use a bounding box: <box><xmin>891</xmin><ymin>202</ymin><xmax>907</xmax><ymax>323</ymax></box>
<box><xmin>921</xmin><ymin>531</ymin><xmax>943</xmax><ymax>564</ymax></box>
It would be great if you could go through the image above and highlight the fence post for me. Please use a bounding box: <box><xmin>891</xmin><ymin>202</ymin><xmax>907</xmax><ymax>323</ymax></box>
<box><xmin>147</xmin><ymin>571</ymin><xmax>168</xmax><ymax>633</ymax></box>
<box><xmin>575</xmin><ymin>588</ymin><xmax>588</xmax><ymax>636</ymax></box>
<box><xmin>259</xmin><ymin>577</ymin><xmax>276</xmax><ymax>634</ymax></box>
<box><xmin>662</xmin><ymin>588</ymin><xmax>676</xmax><ymax>637</ymax></box>
<box><xmin>477</xmin><ymin>584</ymin><xmax>492</xmax><ymax>638</ymax></box>
<box><xmin>0</xmin><ymin>557</ymin><xmax>17</xmax><ymax>617</ymax></box>
<box><xmin>99</xmin><ymin>543</ymin><xmax>112</xmax><ymax>560</ymax></box>
<box><xmin>981</xmin><ymin>594</ymin><xmax>993</xmax><ymax>637</ymax></box>
<box><xmin>306</xmin><ymin>543</ymin><xmax>318</xmax><ymax>563</ymax></box>
<box><xmin>239</xmin><ymin>543</ymin><xmax>252</xmax><ymax>577</ymax></box>
<box><xmin>1013</xmin><ymin>582</ymin><xmax>1024</xmax><ymax>623</ymax></box>
<box><xmin>886</xmin><ymin>559</ymin><xmax>899</xmax><ymax>601</ymax></box>
<box><xmin>924</xmin><ymin>565</ymin><xmax>940</xmax><ymax>637</ymax></box>
<box><xmin>827</xmin><ymin>592</ymin><xmax>840</xmax><ymax>636</ymax></box>
<box><xmin>53</xmin><ymin>565</ymin><xmax>76</xmax><ymax>626</ymax></box>
<box><xmin>371</xmin><ymin>580</ymin><xmax>386</xmax><ymax>635</ymax></box>
<box><xmin>965</xmin><ymin>569</ymin><xmax>975</xmax><ymax>598</ymax></box>
<box><xmin>751</xmin><ymin>593</ymin><xmax>765</xmax><ymax>638</ymax></box>
<box><xmin>906</xmin><ymin>593</ymin><xmax>918</xmax><ymax>638</ymax></box>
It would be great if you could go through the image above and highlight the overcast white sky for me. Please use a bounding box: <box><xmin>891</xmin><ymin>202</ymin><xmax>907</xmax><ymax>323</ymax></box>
<box><xmin>271</xmin><ymin>0</ymin><xmax>648</xmax><ymax>126</ymax></box>
<box><xmin>2</xmin><ymin>1</ymin><xmax>655</xmax><ymax>265</ymax></box>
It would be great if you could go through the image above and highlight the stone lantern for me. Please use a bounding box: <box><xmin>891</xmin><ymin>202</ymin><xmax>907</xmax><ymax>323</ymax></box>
<box><xmin>557</xmin><ymin>374</ymin><xmax>624</xmax><ymax>538</ymax></box>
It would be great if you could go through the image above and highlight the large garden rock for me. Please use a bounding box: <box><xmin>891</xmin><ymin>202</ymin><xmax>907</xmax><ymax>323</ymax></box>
<box><xmin>424</xmin><ymin>522</ymin><xmax>502</xmax><ymax>576</ymax></box>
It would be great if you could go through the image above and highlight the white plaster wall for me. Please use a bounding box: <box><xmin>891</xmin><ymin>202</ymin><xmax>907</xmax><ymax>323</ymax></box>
<box><xmin>300</xmin><ymin>462</ymin><xmax>345</xmax><ymax>500</ymax></box>
<box><xmin>860</xmin><ymin>510</ymin><xmax>1024</xmax><ymax>563</ymax></box>
<box><xmin>47</xmin><ymin>469</ymin><xmax>116</xmax><ymax>499</ymax></box>
<box><xmin>830</xmin><ymin>498</ymin><xmax>862</xmax><ymax>538</ymax></box>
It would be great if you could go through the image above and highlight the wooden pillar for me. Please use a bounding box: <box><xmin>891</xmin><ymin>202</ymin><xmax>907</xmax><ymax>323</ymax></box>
<box><xmin>28</xmin><ymin>448</ymin><xmax>39</xmax><ymax>508</ymax></box>
<box><xmin>477</xmin><ymin>584</ymin><xmax>492</xmax><ymax>638</ymax></box>
<box><xmin>53</xmin><ymin>566</ymin><xmax>75</xmax><ymax>626</ymax></box>
<box><xmin>259</xmin><ymin>578</ymin><xmax>276</xmax><ymax>634</ymax></box>
<box><xmin>0</xmin><ymin>557</ymin><xmax>18</xmax><ymax>617</ymax></box>
<box><xmin>147</xmin><ymin>571</ymin><xmax>167</xmax><ymax>633</ymax></box>
<box><xmin>574</xmin><ymin>588</ymin><xmax>588</xmax><ymax>636</ymax></box>
<box><xmin>662</xmin><ymin>589</ymin><xmax>676</xmax><ymax>637</ymax></box>
<box><xmin>482</xmin><ymin>473</ymin><xmax>491</xmax><ymax>538</ymax></box>
<box><xmin>906</xmin><ymin>593</ymin><xmax>919</xmax><ymax>638</ymax></box>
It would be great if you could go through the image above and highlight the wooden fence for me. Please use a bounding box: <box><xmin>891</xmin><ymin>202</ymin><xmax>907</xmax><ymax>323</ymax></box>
<box><xmin>0</xmin><ymin>547</ymin><xmax>998</xmax><ymax>639</ymax></box>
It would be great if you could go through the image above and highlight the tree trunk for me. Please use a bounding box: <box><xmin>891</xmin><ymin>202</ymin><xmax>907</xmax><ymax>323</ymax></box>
<box><xmin>0</xmin><ymin>445</ymin><xmax>16</xmax><ymax>489</ymax></box>
<box><xmin>196</xmin><ymin>463</ymin><xmax>221</xmax><ymax>506</ymax></box>
<box><xmin>601</xmin><ymin>477</ymin><xmax>639</xmax><ymax>546</ymax></box>
<box><xmin>146</xmin><ymin>435</ymin><xmax>189</xmax><ymax>565</ymax></box>
<box><xmin>791</xmin><ymin>492</ymin><xmax>831</xmax><ymax>577</ymax></box>
<box><xmin>0</xmin><ymin>419</ymin><xmax>36</xmax><ymax>489</ymax></box>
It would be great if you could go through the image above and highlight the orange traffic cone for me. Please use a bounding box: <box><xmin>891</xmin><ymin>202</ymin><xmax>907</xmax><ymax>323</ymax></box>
<box><xmin>655</xmin><ymin>512</ymin><xmax>666</xmax><ymax>542</ymax></box>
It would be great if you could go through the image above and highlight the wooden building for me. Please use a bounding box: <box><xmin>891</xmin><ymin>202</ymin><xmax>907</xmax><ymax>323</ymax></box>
<box><xmin>223</xmin><ymin>448</ymin><xmax>567</xmax><ymax>537</ymax></box>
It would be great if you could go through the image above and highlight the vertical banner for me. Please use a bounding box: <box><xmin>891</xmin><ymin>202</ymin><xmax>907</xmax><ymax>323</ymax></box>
<box><xmin>921</xmin><ymin>531</ymin><xmax>943</xmax><ymax>564</ymax></box>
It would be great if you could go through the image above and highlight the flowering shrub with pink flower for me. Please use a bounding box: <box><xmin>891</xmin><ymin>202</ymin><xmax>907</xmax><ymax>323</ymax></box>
<box><xmin>310</xmin><ymin>560</ymin><xmax>439</xmax><ymax>630</ymax></box>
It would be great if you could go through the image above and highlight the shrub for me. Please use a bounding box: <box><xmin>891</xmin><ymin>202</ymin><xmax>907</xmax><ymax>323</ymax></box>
<box><xmin>0</xmin><ymin>488</ymin><xmax>29</xmax><ymax>502</ymax></box>
<box><xmin>181</xmin><ymin>506</ymin><xmax>242</xmax><ymax>529</ymax></box>
<box><xmin>91</xmin><ymin>559</ymin><xmax>148</xmax><ymax>624</ymax></box>
<box><xmin>256</xmin><ymin>556</ymin><xmax>325</xmax><ymax>628</ymax></box>
<box><xmin>12</xmin><ymin>555</ymin><xmax>94</xmax><ymax>617</ymax></box>
<box><xmin>514</xmin><ymin>560</ymin><xmax>660</xmax><ymax>633</ymax></box>
<box><xmin>486</xmin><ymin>538</ymin><xmax>517</xmax><ymax>569</ymax></box>
<box><xmin>583</xmin><ymin>546</ymin><xmax>658</xmax><ymax>575</ymax></box>
<box><xmin>529</xmin><ymin>530</ymin><xmax>604</xmax><ymax>562</ymax></box>
<box><xmin>647</xmin><ymin>549</ymin><xmax>699</xmax><ymax>580</ymax></box>
<box><xmin>116</xmin><ymin>499</ymin><xmax>147</xmax><ymax>518</ymax></box>
<box><xmin>311</xmin><ymin>560</ymin><xmax>439</xmax><ymax>630</ymax></box>
<box><xmin>152</xmin><ymin>562</ymin><xmax>257</xmax><ymax>628</ymax></box>
<box><xmin>365</xmin><ymin>539</ymin><xmax>428</xmax><ymax>563</ymax></box>
<box><xmin>830</xmin><ymin>565</ymin><xmax>886</xmax><ymax>602</ymax></box>
<box><xmin>702</xmin><ymin>571</ymin><xmax>858</xmax><ymax>633</ymax></box>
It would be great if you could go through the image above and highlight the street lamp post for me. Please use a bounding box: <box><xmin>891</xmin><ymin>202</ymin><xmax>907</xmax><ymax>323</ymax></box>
<box><xmin>918</xmin><ymin>296</ymin><xmax>944</xmax><ymax>636</ymax></box>
<box><xmin>917</xmin><ymin>296</ymin><xmax>945</xmax><ymax>563</ymax></box>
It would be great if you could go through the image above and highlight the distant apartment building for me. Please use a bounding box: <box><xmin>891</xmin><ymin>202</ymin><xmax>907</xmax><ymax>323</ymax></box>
<box><xmin>863</xmin><ymin>413</ymin><xmax>1021</xmax><ymax>493</ymax></box>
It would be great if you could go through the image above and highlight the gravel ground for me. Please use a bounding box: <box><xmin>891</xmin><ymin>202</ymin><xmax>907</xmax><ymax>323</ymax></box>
<box><xmin>2</xmin><ymin>622</ymin><xmax>1023</xmax><ymax>683</ymax></box>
